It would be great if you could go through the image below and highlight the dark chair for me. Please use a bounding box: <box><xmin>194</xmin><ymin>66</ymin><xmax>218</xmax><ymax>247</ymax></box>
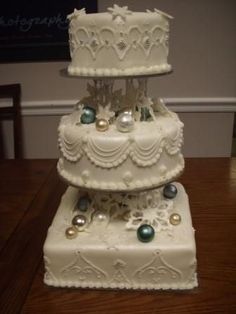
<box><xmin>0</xmin><ymin>84</ymin><xmax>23</xmax><ymax>158</ymax></box>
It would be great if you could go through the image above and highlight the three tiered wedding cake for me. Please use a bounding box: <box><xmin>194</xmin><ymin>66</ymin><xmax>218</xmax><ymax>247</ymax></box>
<box><xmin>43</xmin><ymin>5</ymin><xmax>197</xmax><ymax>290</ymax></box>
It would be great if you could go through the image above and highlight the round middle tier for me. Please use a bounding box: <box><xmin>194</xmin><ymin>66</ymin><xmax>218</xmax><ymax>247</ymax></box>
<box><xmin>58</xmin><ymin>111</ymin><xmax>184</xmax><ymax>192</ymax></box>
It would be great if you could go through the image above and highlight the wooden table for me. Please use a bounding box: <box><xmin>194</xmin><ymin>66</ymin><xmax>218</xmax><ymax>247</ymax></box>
<box><xmin>0</xmin><ymin>159</ymin><xmax>235</xmax><ymax>314</ymax></box>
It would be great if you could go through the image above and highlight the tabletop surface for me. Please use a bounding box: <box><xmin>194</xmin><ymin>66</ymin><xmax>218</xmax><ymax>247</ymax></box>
<box><xmin>0</xmin><ymin>158</ymin><xmax>235</xmax><ymax>314</ymax></box>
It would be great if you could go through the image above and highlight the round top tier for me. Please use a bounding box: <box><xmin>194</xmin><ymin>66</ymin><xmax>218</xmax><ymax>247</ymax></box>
<box><xmin>67</xmin><ymin>5</ymin><xmax>173</xmax><ymax>78</ymax></box>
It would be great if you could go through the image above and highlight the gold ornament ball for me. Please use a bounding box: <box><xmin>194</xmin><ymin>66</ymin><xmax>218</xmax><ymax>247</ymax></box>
<box><xmin>96</xmin><ymin>119</ymin><xmax>109</xmax><ymax>132</ymax></box>
<box><xmin>169</xmin><ymin>213</ymin><xmax>181</xmax><ymax>225</ymax></box>
<box><xmin>65</xmin><ymin>226</ymin><xmax>78</xmax><ymax>239</ymax></box>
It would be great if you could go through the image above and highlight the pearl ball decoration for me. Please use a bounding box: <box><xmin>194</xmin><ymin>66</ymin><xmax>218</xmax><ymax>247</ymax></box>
<box><xmin>163</xmin><ymin>183</ymin><xmax>178</xmax><ymax>199</ymax></box>
<box><xmin>65</xmin><ymin>226</ymin><xmax>78</xmax><ymax>239</ymax></box>
<box><xmin>137</xmin><ymin>224</ymin><xmax>155</xmax><ymax>243</ymax></box>
<box><xmin>120</xmin><ymin>107</ymin><xmax>133</xmax><ymax>115</ymax></box>
<box><xmin>81</xmin><ymin>106</ymin><xmax>96</xmax><ymax>124</ymax></box>
<box><xmin>72</xmin><ymin>214</ymin><xmax>87</xmax><ymax>231</ymax></box>
<box><xmin>92</xmin><ymin>210</ymin><xmax>109</xmax><ymax>225</ymax></box>
<box><xmin>77</xmin><ymin>195</ymin><xmax>90</xmax><ymax>212</ymax></box>
<box><xmin>96</xmin><ymin>118</ymin><xmax>109</xmax><ymax>132</ymax></box>
<box><xmin>116</xmin><ymin>112</ymin><xmax>134</xmax><ymax>133</ymax></box>
<box><xmin>169</xmin><ymin>213</ymin><xmax>181</xmax><ymax>226</ymax></box>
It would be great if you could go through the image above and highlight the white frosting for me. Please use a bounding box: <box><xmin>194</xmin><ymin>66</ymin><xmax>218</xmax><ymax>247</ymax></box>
<box><xmin>43</xmin><ymin>6</ymin><xmax>198</xmax><ymax>291</ymax></box>
<box><xmin>67</xmin><ymin>6</ymin><xmax>172</xmax><ymax>77</ymax></box>
<box><xmin>58</xmin><ymin>113</ymin><xmax>184</xmax><ymax>191</ymax></box>
<box><xmin>44</xmin><ymin>183</ymin><xmax>197</xmax><ymax>289</ymax></box>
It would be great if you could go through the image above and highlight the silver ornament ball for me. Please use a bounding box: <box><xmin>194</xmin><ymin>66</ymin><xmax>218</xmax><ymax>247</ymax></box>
<box><xmin>72</xmin><ymin>214</ymin><xmax>87</xmax><ymax>230</ymax></box>
<box><xmin>116</xmin><ymin>112</ymin><xmax>134</xmax><ymax>133</ymax></box>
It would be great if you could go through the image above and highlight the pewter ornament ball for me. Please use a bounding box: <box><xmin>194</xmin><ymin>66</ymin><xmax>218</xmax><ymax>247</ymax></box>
<box><xmin>163</xmin><ymin>183</ymin><xmax>178</xmax><ymax>199</ymax></box>
<box><xmin>137</xmin><ymin>224</ymin><xmax>155</xmax><ymax>243</ymax></box>
<box><xmin>116</xmin><ymin>112</ymin><xmax>134</xmax><ymax>133</ymax></box>
<box><xmin>72</xmin><ymin>214</ymin><xmax>87</xmax><ymax>228</ymax></box>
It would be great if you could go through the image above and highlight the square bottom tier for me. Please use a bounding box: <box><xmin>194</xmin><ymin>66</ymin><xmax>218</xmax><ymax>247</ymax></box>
<box><xmin>43</xmin><ymin>183</ymin><xmax>198</xmax><ymax>290</ymax></box>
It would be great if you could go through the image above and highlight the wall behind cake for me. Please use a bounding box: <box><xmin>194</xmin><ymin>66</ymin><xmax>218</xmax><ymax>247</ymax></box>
<box><xmin>0</xmin><ymin>0</ymin><xmax>235</xmax><ymax>158</ymax></box>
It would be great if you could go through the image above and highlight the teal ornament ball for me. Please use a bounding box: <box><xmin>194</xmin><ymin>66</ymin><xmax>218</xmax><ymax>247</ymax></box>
<box><xmin>81</xmin><ymin>106</ymin><xmax>96</xmax><ymax>124</ymax></box>
<box><xmin>77</xmin><ymin>195</ymin><xmax>90</xmax><ymax>212</ymax></box>
<box><xmin>163</xmin><ymin>183</ymin><xmax>178</xmax><ymax>199</ymax></box>
<box><xmin>137</xmin><ymin>224</ymin><xmax>155</xmax><ymax>243</ymax></box>
<box><xmin>140</xmin><ymin>107</ymin><xmax>151</xmax><ymax>121</ymax></box>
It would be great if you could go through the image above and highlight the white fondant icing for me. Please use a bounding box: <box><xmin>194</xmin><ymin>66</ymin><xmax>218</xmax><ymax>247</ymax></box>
<box><xmin>67</xmin><ymin>6</ymin><xmax>172</xmax><ymax>77</ymax></box>
<box><xmin>58</xmin><ymin>112</ymin><xmax>184</xmax><ymax>191</ymax></box>
<box><xmin>43</xmin><ymin>6</ymin><xmax>197</xmax><ymax>291</ymax></box>
<box><xmin>43</xmin><ymin>183</ymin><xmax>197</xmax><ymax>289</ymax></box>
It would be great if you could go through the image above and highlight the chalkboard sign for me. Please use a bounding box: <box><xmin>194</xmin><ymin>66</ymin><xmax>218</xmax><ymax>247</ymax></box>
<box><xmin>0</xmin><ymin>0</ymin><xmax>97</xmax><ymax>62</ymax></box>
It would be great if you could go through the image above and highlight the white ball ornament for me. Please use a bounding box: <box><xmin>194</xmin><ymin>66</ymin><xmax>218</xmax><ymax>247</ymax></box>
<box><xmin>92</xmin><ymin>210</ymin><xmax>109</xmax><ymax>226</ymax></box>
<box><xmin>116</xmin><ymin>112</ymin><xmax>134</xmax><ymax>133</ymax></box>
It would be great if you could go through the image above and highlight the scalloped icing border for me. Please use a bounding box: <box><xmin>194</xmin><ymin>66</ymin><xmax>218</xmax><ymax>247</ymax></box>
<box><xmin>58</xmin><ymin>120</ymin><xmax>183</xmax><ymax>168</ymax></box>
<box><xmin>57</xmin><ymin>158</ymin><xmax>185</xmax><ymax>191</ymax></box>
<box><xmin>67</xmin><ymin>63</ymin><xmax>171</xmax><ymax>77</ymax></box>
<box><xmin>44</xmin><ymin>273</ymin><xmax>198</xmax><ymax>290</ymax></box>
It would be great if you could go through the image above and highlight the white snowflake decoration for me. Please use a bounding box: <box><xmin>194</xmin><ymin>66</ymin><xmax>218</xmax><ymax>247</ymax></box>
<box><xmin>84</xmin><ymin>188</ymin><xmax>174</xmax><ymax>235</ymax></box>
<box><xmin>69</xmin><ymin>103</ymin><xmax>84</xmax><ymax>125</ymax></box>
<box><xmin>126</xmin><ymin>199</ymin><xmax>174</xmax><ymax>234</ymax></box>
<box><xmin>154</xmin><ymin>8</ymin><xmax>174</xmax><ymax>20</ymax></box>
<box><xmin>67</xmin><ymin>8</ymin><xmax>86</xmax><ymax>20</ymax></box>
<box><xmin>146</xmin><ymin>8</ymin><xmax>173</xmax><ymax>20</ymax></box>
<box><xmin>96</xmin><ymin>103</ymin><xmax>115</xmax><ymax>121</ymax></box>
<box><xmin>108</xmin><ymin>4</ymin><xmax>132</xmax><ymax>23</ymax></box>
<box><xmin>153</xmin><ymin>98</ymin><xmax>171</xmax><ymax>116</ymax></box>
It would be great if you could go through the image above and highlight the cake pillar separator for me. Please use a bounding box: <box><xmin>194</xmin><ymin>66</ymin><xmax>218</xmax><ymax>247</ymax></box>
<box><xmin>94</xmin><ymin>79</ymin><xmax>98</xmax><ymax>104</ymax></box>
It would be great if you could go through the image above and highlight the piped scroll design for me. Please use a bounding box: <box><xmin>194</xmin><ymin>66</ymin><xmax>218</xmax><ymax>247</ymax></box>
<box><xmin>44</xmin><ymin>256</ymin><xmax>57</xmax><ymax>282</ymax></box>
<box><xmin>58</xmin><ymin>250</ymin><xmax>182</xmax><ymax>286</ymax></box>
<box><xmin>110</xmin><ymin>259</ymin><xmax>131</xmax><ymax>285</ymax></box>
<box><xmin>61</xmin><ymin>251</ymin><xmax>108</xmax><ymax>281</ymax></box>
<box><xmin>133</xmin><ymin>250</ymin><xmax>182</xmax><ymax>283</ymax></box>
